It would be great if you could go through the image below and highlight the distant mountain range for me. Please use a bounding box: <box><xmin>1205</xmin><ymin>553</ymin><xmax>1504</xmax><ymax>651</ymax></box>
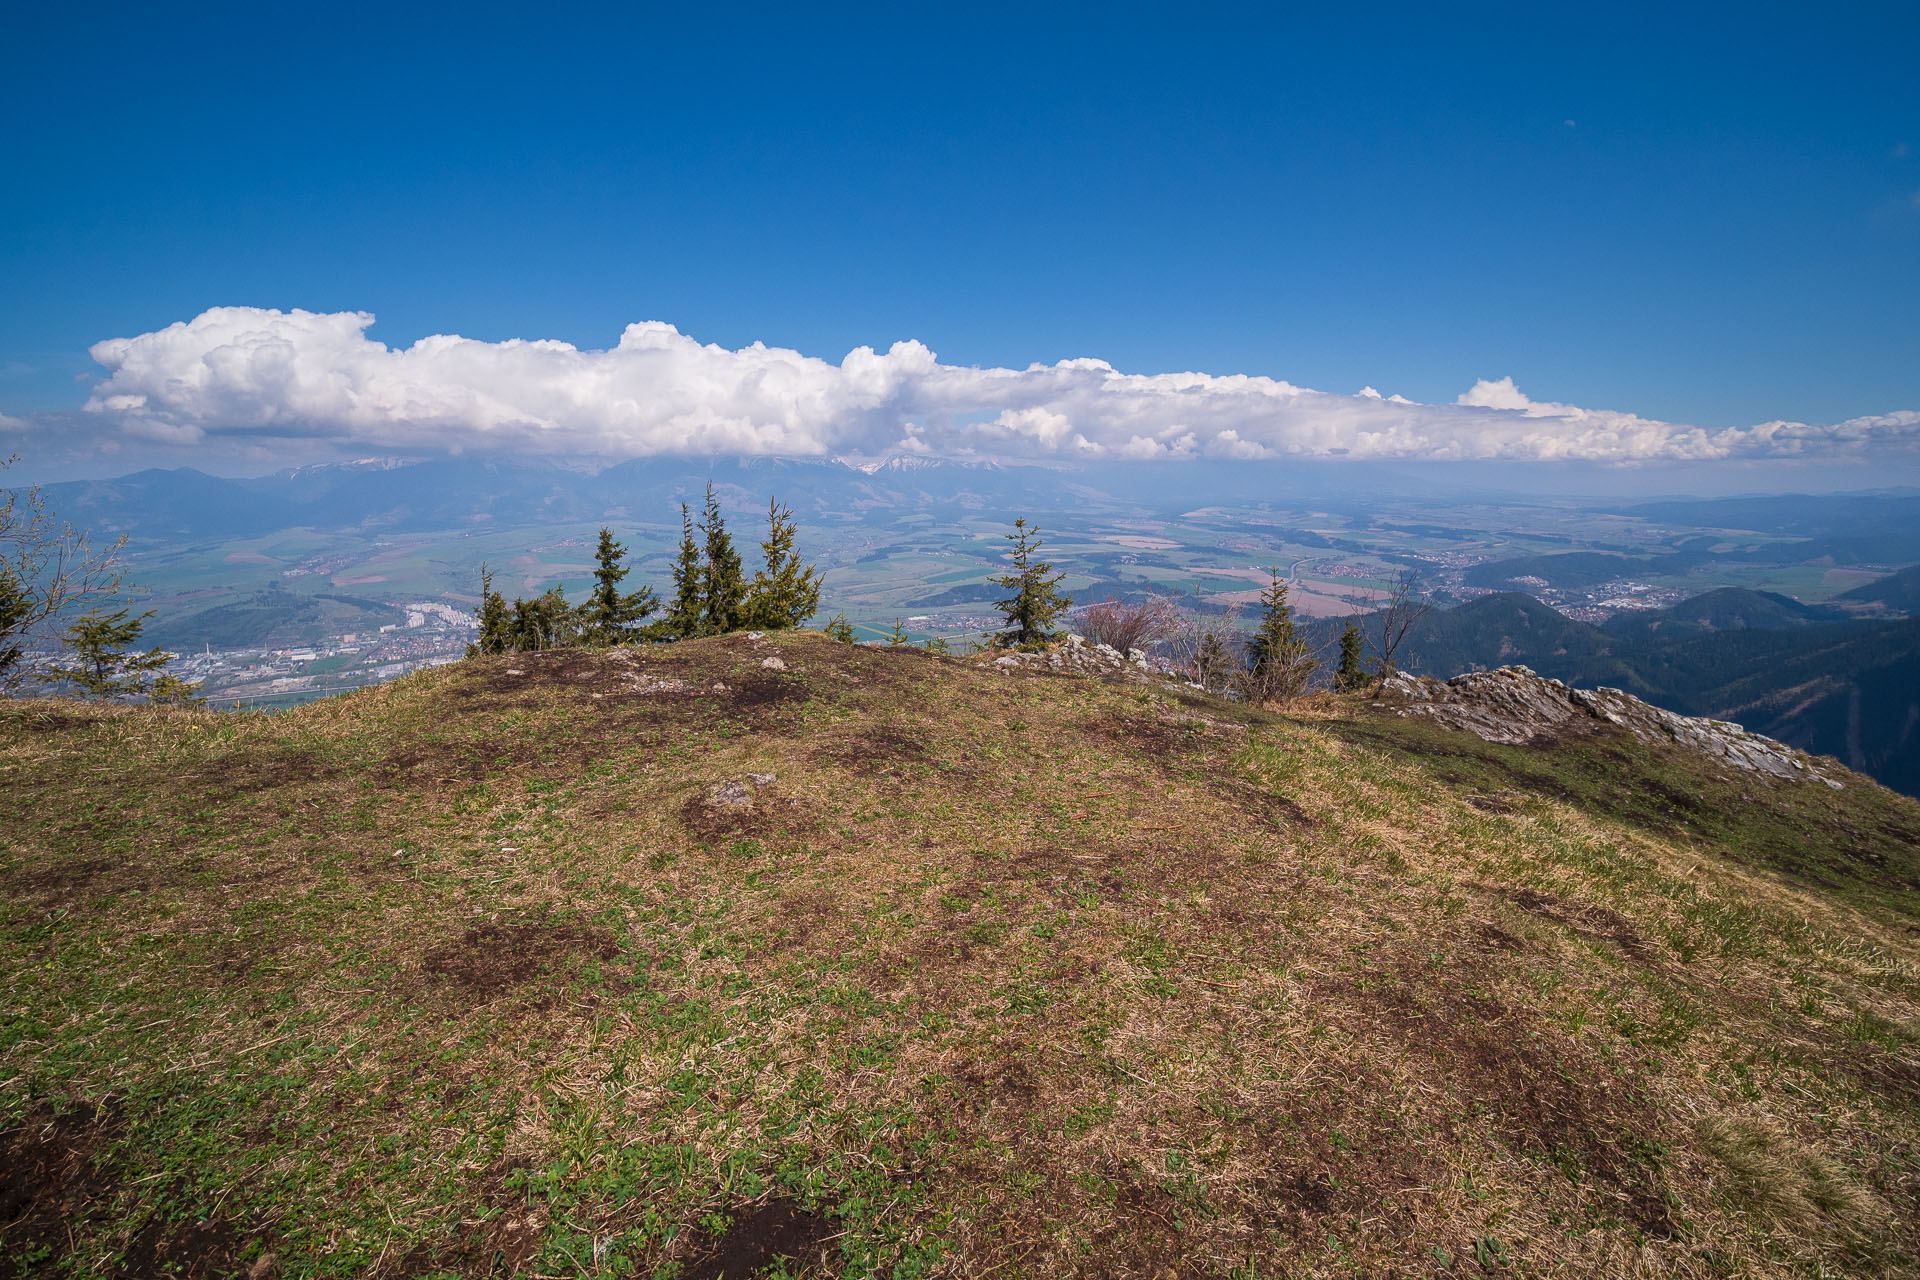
<box><xmin>40</xmin><ymin>456</ymin><xmax>1057</xmax><ymax>540</ymax></box>
<box><xmin>50</xmin><ymin>454</ymin><xmax>1778</xmax><ymax>542</ymax></box>
<box><xmin>1324</xmin><ymin>588</ymin><xmax>1920</xmax><ymax>797</ymax></box>
<box><xmin>40</xmin><ymin>455</ymin><xmax>1356</xmax><ymax>540</ymax></box>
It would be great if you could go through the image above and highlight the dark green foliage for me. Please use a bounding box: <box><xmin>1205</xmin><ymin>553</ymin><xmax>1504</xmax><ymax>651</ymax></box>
<box><xmin>469</xmin><ymin>490</ymin><xmax>815</xmax><ymax>657</ymax></box>
<box><xmin>138</xmin><ymin>582</ymin><xmax>409</xmax><ymax>652</ymax></box>
<box><xmin>39</xmin><ymin>608</ymin><xmax>173</xmax><ymax>698</ymax></box>
<box><xmin>699</xmin><ymin>483</ymin><xmax>747</xmax><ymax>636</ymax></box>
<box><xmin>991</xmin><ymin>518</ymin><xmax>1070</xmax><ymax>649</ymax></box>
<box><xmin>143</xmin><ymin>590</ymin><xmax>330</xmax><ymax>650</ymax></box>
<box><xmin>657</xmin><ymin>504</ymin><xmax>706</xmax><ymax>641</ymax></box>
<box><xmin>585</xmin><ymin>527</ymin><xmax>658</xmax><ymax>645</ymax></box>
<box><xmin>508</xmin><ymin>587</ymin><xmax>576</xmax><ymax>652</ymax></box>
<box><xmin>468</xmin><ymin>566</ymin><xmax>582</xmax><ymax>655</ymax></box>
<box><xmin>886</xmin><ymin>618</ymin><xmax>909</xmax><ymax>646</ymax></box>
<box><xmin>824</xmin><ymin>612</ymin><xmax>856</xmax><ymax>644</ymax></box>
<box><xmin>470</xmin><ymin>565</ymin><xmax>513</xmax><ymax>656</ymax></box>
<box><xmin>1243</xmin><ymin>570</ymin><xmax>1314</xmax><ymax>702</ymax></box>
<box><xmin>906</xmin><ymin>582</ymin><xmax>1004</xmax><ymax>608</ymax></box>
<box><xmin>1335</xmin><ymin>620</ymin><xmax>1367</xmax><ymax>692</ymax></box>
<box><xmin>148</xmin><ymin>672</ymin><xmax>207</xmax><ymax>707</ymax></box>
<box><xmin>742</xmin><ymin>497</ymin><xmax>822</xmax><ymax>630</ymax></box>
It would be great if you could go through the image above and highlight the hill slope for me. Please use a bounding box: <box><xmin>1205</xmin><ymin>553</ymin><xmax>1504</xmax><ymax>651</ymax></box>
<box><xmin>1600</xmin><ymin>587</ymin><xmax>1846</xmax><ymax>639</ymax></box>
<box><xmin>1321</xmin><ymin>594</ymin><xmax>1920</xmax><ymax>797</ymax></box>
<box><xmin>1838</xmin><ymin>564</ymin><xmax>1920</xmax><ymax>616</ymax></box>
<box><xmin>3</xmin><ymin>634</ymin><xmax>1918</xmax><ymax>1279</ymax></box>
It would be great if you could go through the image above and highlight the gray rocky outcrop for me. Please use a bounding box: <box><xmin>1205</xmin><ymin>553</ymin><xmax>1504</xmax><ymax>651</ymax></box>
<box><xmin>1377</xmin><ymin>666</ymin><xmax>1841</xmax><ymax>787</ymax></box>
<box><xmin>991</xmin><ymin>633</ymin><xmax>1154</xmax><ymax>679</ymax></box>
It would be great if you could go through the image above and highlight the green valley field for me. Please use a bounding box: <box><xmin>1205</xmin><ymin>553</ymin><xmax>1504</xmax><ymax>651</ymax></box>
<box><xmin>2</xmin><ymin>634</ymin><xmax>1917</xmax><ymax>1278</ymax></box>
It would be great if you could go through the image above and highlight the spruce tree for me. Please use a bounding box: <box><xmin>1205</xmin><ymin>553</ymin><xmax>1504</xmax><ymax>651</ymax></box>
<box><xmin>39</xmin><ymin>608</ymin><xmax>172</xmax><ymax>698</ymax></box>
<box><xmin>469</xmin><ymin>564</ymin><xmax>512</xmax><ymax>656</ymax></box>
<box><xmin>585</xmin><ymin>527</ymin><xmax>657</xmax><ymax>645</ymax></box>
<box><xmin>1335</xmin><ymin>620</ymin><xmax>1367</xmax><ymax>692</ymax></box>
<box><xmin>1244</xmin><ymin>569</ymin><xmax>1315</xmax><ymax>703</ymax></box>
<box><xmin>657</xmin><ymin>503</ymin><xmax>705</xmax><ymax>640</ymax></box>
<box><xmin>886</xmin><ymin>617</ymin><xmax>909</xmax><ymax>646</ymax></box>
<box><xmin>823</xmin><ymin>612</ymin><xmax>856</xmax><ymax>644</ymax></box>
<box><xmin>149</xmin><ymin>672</ymin><xmax>207</xmax><ymax>707</ymax></box>
<box><xmin>990</xmin><ymin>518</ymin><xmax>1071</xmax><ymax>649</ymax></box>
<box><xmin>506</xmin><ymin>588</ymin><xmax>573</xmax><ymax>652</ymax></box>
<box><xmin>743</xmin><ymin>497</ymin><xmax>822</xmax><ymax>630</ymax></box>
<box><xmin>698</xmin><ymin>483</ymin><xmax>747</xmax><ymax>635</ymax></box>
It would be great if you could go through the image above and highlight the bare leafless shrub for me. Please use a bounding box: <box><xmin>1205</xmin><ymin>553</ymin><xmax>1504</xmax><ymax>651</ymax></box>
<box><xmin>1077</xmin><ymin>594</ymin><xmax>1181</xmax><ymax>654</ymax></box>
<box><xmin>2</xmin><ymin>454</ymin><xmax>129</xmax><ymax>691</ymax></box>
<box><xmin>1232</xmin><ymin>626</ymin><xmax>1335</xmax><ymax>705</ymax></box>
<box><xmin>1163</xmin><ymin>600</ymin><xmax>1246</xmax><ymax>693</ymax></box>
<box><xmin>1357</xmin><ymin>569</ymin><xmax>1433</xmax><ymax>691</ymax></box>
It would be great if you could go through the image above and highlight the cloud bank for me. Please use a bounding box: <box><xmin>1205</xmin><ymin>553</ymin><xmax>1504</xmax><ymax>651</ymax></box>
<box><xmin>80</xmin><ymin>307</ymin><xmax>1920</xmax><ymax>465</ymax></box>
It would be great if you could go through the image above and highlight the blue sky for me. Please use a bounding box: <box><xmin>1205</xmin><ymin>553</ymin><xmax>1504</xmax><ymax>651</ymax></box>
<box><xmin>3</xmin><ymin>2</ymin><xmax>1917</xmax><ymax>477</ymax></box>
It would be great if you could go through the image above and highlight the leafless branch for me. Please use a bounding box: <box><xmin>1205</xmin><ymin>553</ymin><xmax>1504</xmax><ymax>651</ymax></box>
<box><xmin>1077</xmin><ymin>594</ymin><xmax>1181</xmax><ymax>654</ymax></box>
<box><xmin>1368</xmin><ymin>569</ymin><xmax>1433</xmax><ymax>691</ymax></box>
<box><xmin>1</xmin><ymin>455</ymin><xmax>129</xmax><ymax>690</ymax></box>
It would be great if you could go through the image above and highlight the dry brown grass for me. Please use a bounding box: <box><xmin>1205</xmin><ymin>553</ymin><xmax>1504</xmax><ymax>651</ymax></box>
<box><xmin>1</xmin><ymin>630</ymin><xmax>1916</xmax><ymax>1278</ymax></box>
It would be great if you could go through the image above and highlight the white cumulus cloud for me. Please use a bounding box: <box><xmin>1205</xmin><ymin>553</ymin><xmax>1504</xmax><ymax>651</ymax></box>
<box><xmin>78</xmin><ymin>307</ymin><xmax>1920</xmax><ymax>464</ymax></box>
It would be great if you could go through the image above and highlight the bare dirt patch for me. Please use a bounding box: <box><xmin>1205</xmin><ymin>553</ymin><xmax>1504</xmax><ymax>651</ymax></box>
<box><xmin>1207</xmin><ymin>774</ymin><xmax>1316</xmax><ymax>828</ymax></box>
<box><xmin>1238</xmin><ymin>1069</ymin><xmax>1439</xmax><ymax>1240</ymax></box>
<box><xmin>420</xmin><ymin>922</ymin><xmax>620</xmax><ymax>997</ymax></box>
<box><xmin>678</xmin><ymin>1198</ymin><xmax>837</xmax><ymax>1279</ymax></box>
<box><xmin>198</xmin><ymin>747</ymin><xmax>338</xmax><ymax>798</ymax></box>
<box><xmin>1089</xmin><ymin>1176</ymin><xmax>1211</xmax><ymax>1279</ymax></box>
<box><xmin>1475</xmin><ymin>921</ymin><xmax>1528</xmax><ymax>952</ymax></box>
<box><xmin>0</xmin><ymin>1101</ymin><xmax>265</xmax><ymax>1279</ymax></box>
<box><xmin>1317</xmin><ymin>952</ymin><xmax>1673</xmax><ymax>1236</ymax></box>
<box><xmin>1092</xmin><ymin>713</ymin><xmax>1210</xmax><ymax>764</ymax></box>
<box><xmin>715</xmin><ymin>672</ymin><xmax>810</xmax><ymax>716</ymax></box>
<box><xmin>450</xmin><ymin>648</ymin><xmax>817</xmax><ymax>734</ymax></box>
<box><xmin>815</xmin><ymin>727</ymin><xmax>936</xmax><ymax>785</ymax></box>
<box><xmin>3</xmin><ymin>856</ymin><xmax>117</xmax><ymax>908</ymax></box>
<box><xmin>677</xmin><ymin>779</ymin><xmax>818</xmax><ymax>845</ymax></box>
<box><xmin>120</xmin><ymin>1216</ymin><xmax>254</xmax><ymax>1280</ymax></box>
<box><xmin>0</xmin><ymin>1101</ymin><xmax>121</xmax><ymax>1268</ymax></box>
<box><xmin>1500</xmin><ymin>885</ymin><xmax>1655</xmax><ymax>961</ymax></box>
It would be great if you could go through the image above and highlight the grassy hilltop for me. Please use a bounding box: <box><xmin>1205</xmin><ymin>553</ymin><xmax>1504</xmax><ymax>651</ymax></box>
<box><xmin>2</xmin><ymin>633</ymin><xmax>1918</xmax><ymax>1279</ymax></box>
